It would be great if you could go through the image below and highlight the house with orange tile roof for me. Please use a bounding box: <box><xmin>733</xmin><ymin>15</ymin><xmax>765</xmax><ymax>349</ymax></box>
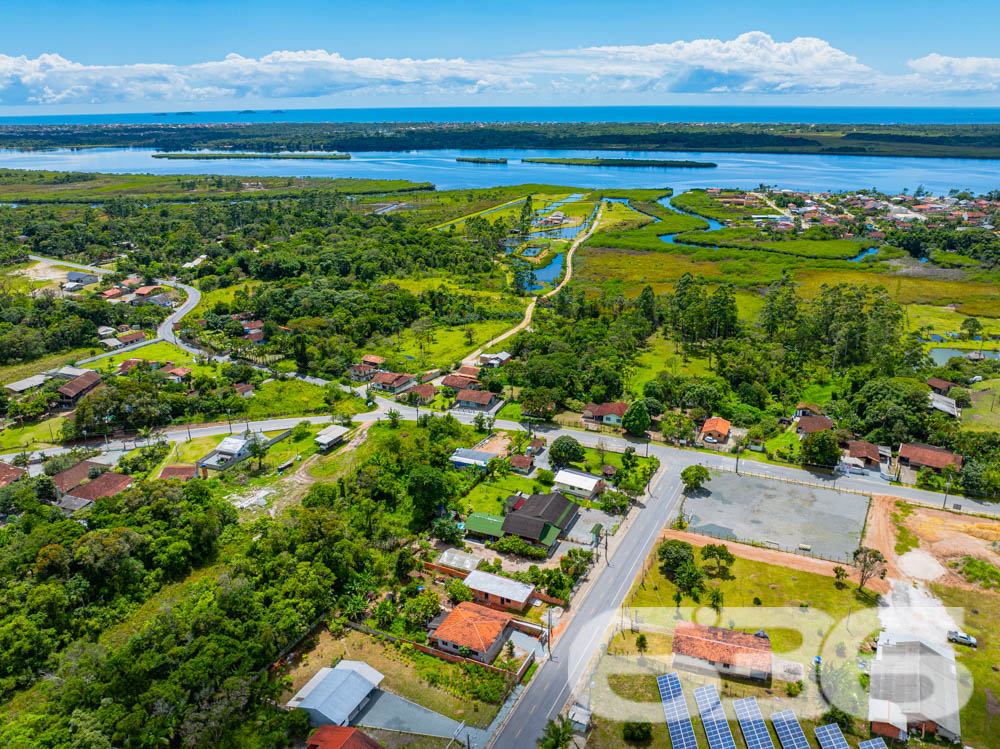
<box><xmin>306</xmin><ymin>725</ymin><xmax>381</xmax><ymax>749</ymax></box>
<box><xmin>701</xmin><ymin>416</ymin><xmax>731</xmax><ymax>442</ymax></box>
<box><xmin>671</xmin><ymin>620</ymin><xmax>772</xmax><ymax>681</ymax></box>
<box><xmin>430</xmin><ymin>602</ymin><xmax>514</xmax><ymax>663</ymax></box>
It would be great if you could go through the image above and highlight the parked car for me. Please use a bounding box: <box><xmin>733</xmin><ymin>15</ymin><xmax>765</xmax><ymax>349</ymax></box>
<box><xmin>704</xmin><ymin>436</ymin><xmax>717</xmax><ymax>444</ymax></box>
<box><xmin>947</xmin><ymin>630</ymin><xmax>977</xmax><ymax>648</ymax></box>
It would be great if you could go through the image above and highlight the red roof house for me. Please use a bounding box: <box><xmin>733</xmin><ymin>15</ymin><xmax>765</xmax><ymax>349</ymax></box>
<box><xmin>306</xmin><ymin>725</ymin><xmax>382</xmax><ymax>749</ymax></box>
<box><xmin>0</xmin><ymin>462</ymin><xmax>27</xmax><ymax>487</ymax></box>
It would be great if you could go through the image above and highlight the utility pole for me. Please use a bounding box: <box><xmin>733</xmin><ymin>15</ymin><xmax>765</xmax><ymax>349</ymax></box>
<box><xmin>943</xmin><ymin>477</ymin><xmax>952</xmax><ymax>509</ymax></box>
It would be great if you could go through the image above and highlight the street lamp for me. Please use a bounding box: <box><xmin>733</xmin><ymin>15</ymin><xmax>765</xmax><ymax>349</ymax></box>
<box><xmin>943</xmin><ymin>476</ymin><xmax>952</xmax><ymax>509</ymax></box>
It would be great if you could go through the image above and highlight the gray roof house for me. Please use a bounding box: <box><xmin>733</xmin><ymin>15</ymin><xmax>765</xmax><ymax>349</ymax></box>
<box><xmin>4</xmin><ymin>374</ymin><xmax>49</xmax><ymax>393</ymax></box>
<box><xmin>66</xmin><ymin>271</ymin><xmax>98</xmax><ymax>285</ymax></box>
<box><xmin>463</xmin><ymin>569</ymin><xmax>536</xmax><ymax>612</ymax></box>
<box><xmin>868</xmin><ymin>631</ymin><xmax>961</xmax><ymax>742</ymax></box>
<box><xmin>450</xmin><ymin>448</ymin><xmax>496</xmax><ymax>469</ymax></box>
<box><xmin>287</xmin><ymin>661</ymin><xmax>384</xmax><ymax>726</ymax></box>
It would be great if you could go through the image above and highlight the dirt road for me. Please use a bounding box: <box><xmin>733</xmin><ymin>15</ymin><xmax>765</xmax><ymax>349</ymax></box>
<box><xmin>657</xmin><ymin>528</ymin><xmax>890</xmax><ymax>594</ymax></box>
<box><xmin>461</xmin><ymin>203</ymin><xmax>605</xmax><ymax>365</ymax></box>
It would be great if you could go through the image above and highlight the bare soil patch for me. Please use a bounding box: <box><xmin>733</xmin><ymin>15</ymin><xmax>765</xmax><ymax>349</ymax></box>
<box><xmin>866</xmin><ymin>494</ymin><xmax>1000</xmax><ymax>591</ymax></box>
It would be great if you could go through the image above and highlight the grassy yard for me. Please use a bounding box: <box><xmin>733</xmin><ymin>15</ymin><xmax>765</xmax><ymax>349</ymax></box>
<box><xmin>173</xmin><ymin>436</ymin><xmax>220</xmax><ymax>463</ymax></box>
<box><xmin>964</xmin><ymin>378</ymin><xmax>1000</xmax><ymax>433</ymax></box>
<box><xmin>368</xmin><ymin>318</ymin><xmax>521</xmax><ymax>371</ymax></box>
<box><xmin>800</xmin><ymin>380</ymin><xmax>841</xmax><ymax>406</ymax></box>
<box><xmin>288</xmin><ymin>628</ymin><xmax>501</xmax><ymax>729</ymax></box>
<box><xmin>496</xmin><ymin>401</ymin><xmax>524</xmax><ymax>420</ymax></box>
<box><xmin>0</xmin><ymin>414</ymin><xmax>66</xmax><ymax>453</ymax></box>
<box><xmin>0</xmin><ymin>347</ymin><xmax>96</xmax><ymax>384</ymax></box>
<box><xmin>632</xmin><ymin>335</ymin><xmax>712</xmax><ymax>391</ymax></box>
<box><xmin>242</xmin><ymin>379</ymin><xmax>331</xmax><ymax>419</ymax></box>
<box><xmin>575</xmin><ymin>246</ymin><xmax>723</xmax><ymax>297</ymax></box>
<box><xmin>930</xmin><ymin>584</ymin><xmax>998</xmax><ymax>749</ymax></box>
<box><xmin>570</xmin><ymin>447</ymin><xmax>656</xmax><ymax>477</ymax></box>
<box><xmin>463</xmin><ymin>473</ymin><xmax>540</xmax><ymax>515</ymax></box>
<box><xmin>764</xmin><ymin>429</ymin><xmax>801</xmax><ymax>460</ymax></box>
<box><xmin>676</xmin><ymin>226</ymin><xmax>873</xmax><ymax>260</ymax></box>
<box><xmin>671</xmin><ymin>189</ymin><xmax>778</xmax><ymax>220</ymax></box>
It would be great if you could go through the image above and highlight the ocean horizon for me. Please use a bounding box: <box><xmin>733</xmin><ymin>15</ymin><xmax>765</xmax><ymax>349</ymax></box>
<box><xmin>2</xmin><ymin>105</ymin><xmax>1000</xmax><ymax>126</ymax></box>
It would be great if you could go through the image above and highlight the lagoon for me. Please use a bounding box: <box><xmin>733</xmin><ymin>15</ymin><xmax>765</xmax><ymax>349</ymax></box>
<box><xmin>1</xmin><ymin>147</ymin><xmax>999</xmax><ymax>194</ymax></box>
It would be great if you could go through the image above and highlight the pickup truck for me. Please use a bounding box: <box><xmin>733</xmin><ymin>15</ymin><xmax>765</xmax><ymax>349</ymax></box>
<box><xmin>947</xmin><ymin>631</ymin><xmax>977</xmax><ymax>648</ymax></box>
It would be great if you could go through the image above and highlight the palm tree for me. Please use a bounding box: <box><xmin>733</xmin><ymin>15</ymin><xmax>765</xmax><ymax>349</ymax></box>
<box><xmin>538</xmin><ymin>716</ymin><xmax>575</xmax><ymax>749</ymax></box>
<box><xmin>248</xmin><ymin>437</ymin><xmax>268</xmax><ymax>470</ymax></box>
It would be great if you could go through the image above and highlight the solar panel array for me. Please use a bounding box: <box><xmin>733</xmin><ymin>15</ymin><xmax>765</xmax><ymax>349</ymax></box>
<box><xmin>770</xmin><ymin>710</ymin><xmax>810</xmax><ymax>749</ymax></box>
<box><xmin>656</xmin><ymin>673</ymin><xmax>698</xmax><ymax>749</ymax></box>
<box><xmin>733</xmin><ymin>698</ymin><xmax>775</xmax><ymax>749</ymax></box>
<box><xmin>693</xmin><ymin>685</ymin><xmax>737</xmax><ymax>749</ymax></box>
<box><xmin>859</xmin><ymin>740</ymin><xmax>889</xmax><ymax>749</ymax></box>
<box><xmin>814</xmin><ymin>723</ymin><xmax>850</xmax><ymax>749</ymax></box>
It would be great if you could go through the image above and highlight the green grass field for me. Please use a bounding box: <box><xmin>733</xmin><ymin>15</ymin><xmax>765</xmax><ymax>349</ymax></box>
<box><xmin>368</xmin><ymin>319</ymin><xmax>520</xmax><ymax>370</ymax></box>
<box><xmin>964</xmin><ymin>379</ymin><xmax>1000</xmax><ymax>433</ymax></box>
<box><xmin>631</xmin><ymin>335</ymin><xmax>712</xmax><ymax>390</ymax></box>
<box><xmin>676</xmin><ymin>226</ymin><xmax>871</xmax><ymax>260</ymax></box>
<box><xmin>242</xmin><ymin>379</ymin><xmax>332</xmax><ymax>419</ymax></box>
<box><xmin>463</xmin><ymin>473</ymin><xmax>540</xmax><ymax>515</ymax></box>
<box><xmin>0</xmin><ymin>415</ymin><xmax>66</xmax><ymax>453</ymax></box>
<box><xmin>190</xmin><ymin>282</ymin><xmax>262</xmax><ymax>319</ymax></box>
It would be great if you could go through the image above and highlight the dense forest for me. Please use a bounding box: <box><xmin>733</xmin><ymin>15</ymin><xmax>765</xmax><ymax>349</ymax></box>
<box><xmin>6</xmin><ymin>121</ymin><xmax>1000</xmax><ymax>158</ymax></box>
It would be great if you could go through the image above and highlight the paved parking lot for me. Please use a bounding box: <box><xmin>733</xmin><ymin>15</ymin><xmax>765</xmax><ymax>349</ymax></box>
<box><xmin>683</xmin><ymin>472</ymin><xmax>870</xmax><ymax>562</ymax></box>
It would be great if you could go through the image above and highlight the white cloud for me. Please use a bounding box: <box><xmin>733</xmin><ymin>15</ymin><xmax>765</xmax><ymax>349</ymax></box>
<box><xmin>0</xmin><ymin>33</ymin><xmax>997</xmax><ymax>107</ymax></box>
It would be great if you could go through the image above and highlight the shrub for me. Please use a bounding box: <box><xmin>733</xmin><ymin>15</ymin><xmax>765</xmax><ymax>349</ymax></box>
<box><xmin>786</xmin><ymin>680</ymin><xmax>804</xmax><ymax>697</ymax></box>
<box><xmin>622</xmin><ymin>721</ymin><xmax>653</xmax><ymax>744</ymax></box>
<box><xmin>536</xmin><ymin>468</ymin><xmax>555</xmax><ymax>486</ymax></box>
<box><xmin>491</xmin><ymin>535</ymin><xmax>547</xmax><ymax>560</ymax></box>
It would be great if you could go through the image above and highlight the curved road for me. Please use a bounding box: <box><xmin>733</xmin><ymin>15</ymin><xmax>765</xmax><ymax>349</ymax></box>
<box><xmin>29</xmin><ymin>254</ymin><xmax>202</xmax><ymax>359</ymax></box>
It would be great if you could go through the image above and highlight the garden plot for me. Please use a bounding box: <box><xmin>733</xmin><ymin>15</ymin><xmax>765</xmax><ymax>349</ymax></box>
<box><xmin>681</xmin><ymin>472</ymin><xmax>869</xmax><ymax>562</ymax></box>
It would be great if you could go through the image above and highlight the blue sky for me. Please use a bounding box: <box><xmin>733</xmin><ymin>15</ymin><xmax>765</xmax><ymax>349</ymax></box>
<box><xmin>2</xmin><ymin>0</ymin><xmax>1000</xmax><ymax>112</ymax></box>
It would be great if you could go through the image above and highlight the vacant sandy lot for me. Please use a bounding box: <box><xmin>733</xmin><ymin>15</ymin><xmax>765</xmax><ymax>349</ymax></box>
<box><xmin>866</xmin><ymin>494</ymin><xmax>1000</xmax><ymax>590</ymax></box>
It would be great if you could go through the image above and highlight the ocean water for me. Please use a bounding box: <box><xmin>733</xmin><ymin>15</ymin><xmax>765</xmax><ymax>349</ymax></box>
<box><xmin>3</xmin><ymin>105</ymin><xmax>1000</xmax><ymax>126</ymax></box>
<box><xmin>0</xmin><ymin>146</ymin><xmax>997</xmax><ymax>194</ymax></box>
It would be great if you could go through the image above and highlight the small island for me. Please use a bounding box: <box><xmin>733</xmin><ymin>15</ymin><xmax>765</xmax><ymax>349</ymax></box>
<box><xmin>151</xmin><ymin>152</ymin><xmax>351</xmax><ymax>161</ymax></box>
<box><xmin>522</xmin><ymin>157</ymin><xmax>716</xmax><ymax>168</ymax></box>
<box><xmin>456</xmin><ymin>157</ymin><xmax>508</xmax><ymax>164</ymax></box>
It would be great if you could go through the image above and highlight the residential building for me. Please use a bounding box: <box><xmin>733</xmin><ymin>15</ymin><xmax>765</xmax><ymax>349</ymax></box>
<box><xmin>478</xmin><ymin>351</ymin><xmax>511</xmax><ymax>368</ymax></box>
<box><xmin>51</xmin><ymin>366</ymin><xmax>90</xmax><ymax>379</ymax></box>
<box><xmin>100</xmin><ymin>288</ymin><xmax>123</xmax><ymax>300</ymax></box>
<box><xmin>898</xmin><ymin>443</ymin><xmax>963</xmax><ymax>473</ymax></box>
<box><xmin>64</xmin><ymin>472</ymin><xmax>134</xmax><ymax>502</ymax></box>
<box><xmin>96</xmin><ymin>325</ymin><xmax>116</xmax><ymax>337</ymax></box>
<box><xmin>134</xmin><ymin>285</ymin><xmax>162</xmax><ymax>297</ymax></box>
<box><xmin>0</xmin><ymin>462</ymin><xmax>27</xmax><ymax>487</ymax></box>
<box><xmin>57</xmin><ymin>370</ymin><xmax>102</xmax><ymax>405</ymax></box>
<box><xmin>66</xmin><ymin>271</ymin><xmax>98</xmax><ymax>285</ymax></box>
<box><xmin>234</xmin><ymin>383</ymin><xmax>255</xmax><ymax>398</ymax></box>
<box><xmin>526</xmin><ymin>437</ymin><xmax>545</xmax><ymax>456</ymax></box>
<box><xmin>99</xmin><ymin>337</ymin><xmax>124</xmax><ymax>349</ymax></box>
<box><xmin>287</xmin><ymin>661</ymin><xmax>384</xmax><ymax>727</ymax></box>
<box><xmin>456</xmin><ymin>365</ymin><xmax>481</xmax><ymax>378</ymax></box>
<box><xmin>200</xmin><ymin>435</ymin><xmax>260</xmax><ymax>470</ymax></box>
<box><xmin>315</xmin><ymin>424</ymin><xmax>350</xmax><ymax>451</ymax></box>
<box><xmin>671</xmin><ymin>620</ymin><xmax>772</xmax><ymax>681</ymax></box>
<box><xmin>347</xmin><ymin>364</ymin><xmax>377</xmax><ymax>382</ymax></box>
<box><xmin>398</xmin><ymin>383</ymin><xmax>435</xmax><ymax>405</ymax></box>
<box><xmin>847</xmin><ymin>440</ymin><xmax>881</xmax><ymax>469</ymax></box>
<box><xmin>430</xmin><ymin>602</ymin><xmax>513</xmax><ymax>662</ymax></box>
<box><xmin>306</xmin><ymin>725</ymin><xmax>381</xmax><ymax>749</ymax></box>
<box><xmin>463</xmin><ymin>570</ymin><xmax>535</xmax><ymax>612</ymax></box>
<box><xmin>145</xmin><ymin>293</ymin><xmax>173</xmax><ymax>309</ymax></box>
<box><xmin>52</xmin><ymin>460</ymin><xmax>106</xmax><ymax>495</ymax></box>
<box><xmin>164</xmin><ymin>366</ymin><xmax>192</xmax><ymax>383</ymax></box>
<box><xmin>501</xmin><ymin>491</ymin><xmax>579</xmax><ymax>550</ymax></box>
<box><xmin>926</xmin><ymin>377</ymin><xmax>957</xmax><ymax>395</ymax></box>
<box><xmin>159</xmin><ymin>464</ymin><xmax>198</xmax><ymax>482</ymax></box>
<box><xmin>454</xmin><ymin>389</ymin><xmax>496</xmax><ymax>410</ymax></box>
<box><xmin>553</xmin><ymin>468</ymin><xmax>605</xmax><ymax>500</ymax></box>
<box><xmin>510</xmin><ymin>454</ymin><xmax>534</xmax><ymax>474</ymax></box>
<box><xmin>701</xmin><ymin>416</ymin><xmax>731</xmax><ymax>442</ymax></box>
<box><xmin>360</xmin><ymin>354</ymin><xmax>386</xmax><ymax>368</ymax></box>
<box><xmin>868</xmin><ymin>631</ymin><xmax>961</xmax><ymax>743</ymax></box>
<box><xmin>582</xmin><ymin>401</ymin><xmax>627</xmax><ymax>426</ymax></box>
<box><xmin>450</xmin><ymin>447</ymin><xmax>495</xmax><ymax>469</ymax></box>
<box><xmin>441</xmin><ymin>374</ymin><xmax>478</xmax><ymax>391</ymax></box>
<box><xmin>370</xmin><ymin>371</ymin><xmax>416</xmax><ymax>394</ymax></box>
<box><xmin>796</xmin><ymin>414</ymin><xmax>835</xmax><ymax>434</ymax></box>
<box><xmin>794</xmin><ymin>402</ymin><xmax>822</xmax><ymax>418</ymax></box>
<box><xmin>54</xmin><ymin>495</ymin><xmax>95</xmax><ymax>515</ymax></box>
<box><xmin>117</xmin><ymin>331</ymin><xmax>146</xmax><ymax>345</ymax></box>
<box><xmin>464</xmin><ymin>511</ymin><xmax>506</xmax><ymax>541</ymax></box>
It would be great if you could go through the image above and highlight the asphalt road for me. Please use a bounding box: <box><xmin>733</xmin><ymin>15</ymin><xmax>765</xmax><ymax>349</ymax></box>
<box><xmin>28</xmin><ymin>254</ymin><xmax>203</xmax><ymax>358</ymax></box>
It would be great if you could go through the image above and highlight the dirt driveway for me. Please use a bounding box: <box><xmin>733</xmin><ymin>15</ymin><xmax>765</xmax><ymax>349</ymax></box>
<box><xmin>657</xmin><ymin>528</ymin><xmax>889</xmax><ymax>594</ymax></box>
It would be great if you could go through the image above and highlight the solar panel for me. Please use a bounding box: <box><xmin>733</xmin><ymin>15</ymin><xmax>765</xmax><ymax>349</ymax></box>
<box><xmin>733</xmin><ymin>698</ymin><xmax>775</xmax><ymax>749</ymax></box>
<box><xmin>814</xmin><ymin>723</ymin><xmax>850</xmax><ymax>749</ymax></box>
<box><xmin>859</xmin><ymin>740</ymin><xmax>889</xmax><ymax>749</ymax></box>
<box><xmin>656</xmin><ymin>673</ymin><xmax>698</xmax><ymax>749</ymax></box>
<box><xmin>770</xmin><ymin>710</ymin><xmax>810</xmax><ymax>749</ymax></box>
<box><xmin>693</xmin><ymin>685</ymin><xmax>737</xmax><ymax>749</ymax></box>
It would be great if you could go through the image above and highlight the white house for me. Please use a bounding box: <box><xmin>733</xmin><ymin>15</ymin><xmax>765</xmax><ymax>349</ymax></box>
<box><xmin>286</xmin><ymin>661</ymin><xmax>384</xmax><ymax>726</ymax></box>
<box><xmin>553</xmin><ymin>468</ymin><xmax>605</xmax><ymax>499</ymax></box>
